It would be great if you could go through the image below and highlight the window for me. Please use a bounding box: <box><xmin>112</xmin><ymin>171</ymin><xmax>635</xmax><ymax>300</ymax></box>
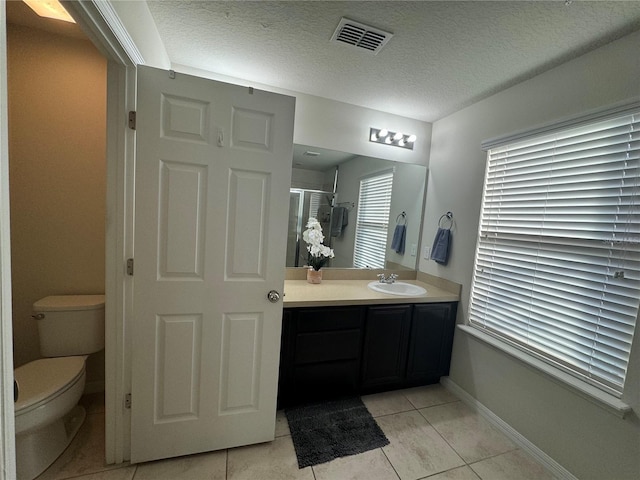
<box><xmin>470</xmin><ymin>106</ymin><xmax>639</xmax><ymax>397</ymax></box>
<box><xmin>353</xmin><ymin>171</ymin><xmax>394</xmax><ymax>268</ymax></box>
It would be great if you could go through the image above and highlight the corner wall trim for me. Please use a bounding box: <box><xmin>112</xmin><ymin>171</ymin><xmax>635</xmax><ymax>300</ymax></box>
<box><xmin>440</xmin><ymin>377</ymin><xmax>579</xmax><ymax>480</ymax></box>
<box><xmin>88</xmin><ymin>1</ymin><xmax>145</xmax><ymax>65</ymax></box>
<box><xmin>63</xmin><ymin>0</ymin><xmax>144</xmax><ymax>66</ymax></box>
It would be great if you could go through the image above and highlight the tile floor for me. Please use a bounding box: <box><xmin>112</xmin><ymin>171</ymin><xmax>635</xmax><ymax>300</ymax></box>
<box><xmin>36</xmin><ymin>384</ymin><xmax>555</xmax><ymax>480</ymax></box>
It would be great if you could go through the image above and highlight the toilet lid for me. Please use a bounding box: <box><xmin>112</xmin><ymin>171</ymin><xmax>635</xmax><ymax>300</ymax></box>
<box><xmin>34</xmin><ymin>294</ymin><xmax>105</xmax><ymax>311</ymax></box>
<box><xmin>14</xmin><ymin>357</ymin><xmax>85</xmax><ymax>413</ymax></box>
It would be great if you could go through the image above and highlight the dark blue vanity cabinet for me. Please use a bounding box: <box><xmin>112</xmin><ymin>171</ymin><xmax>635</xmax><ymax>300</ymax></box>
<box><xmin>278</xmin><ymin>301</ymin><xmax>458</xmax><ymax>408</ymax></box>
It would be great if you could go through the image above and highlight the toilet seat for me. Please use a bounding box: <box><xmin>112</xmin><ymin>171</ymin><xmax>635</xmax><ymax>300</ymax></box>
<box><xmin>14</xmin><ymin>356</ymin><xmax>86</xmax><ymax>416</ymax></box>
<box><xmin>14</xmin><ymin>356</ymin><xmax>88</xmax><ymax>479</ymax></box>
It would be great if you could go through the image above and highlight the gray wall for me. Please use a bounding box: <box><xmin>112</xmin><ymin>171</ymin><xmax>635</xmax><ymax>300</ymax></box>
<box><xmin>419</xmin><ymin>30</ymin><xmax>640</xmax><ymax>479</ymax></box>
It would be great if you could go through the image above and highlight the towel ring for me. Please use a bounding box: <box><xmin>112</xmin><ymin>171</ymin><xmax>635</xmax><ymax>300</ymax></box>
<box><xmin>396</xmin><ymin>212</ymin><xmax>407</xmax><ymax>225</ymax></box>
<box><xmin>438</xmin><ymin>211</ymin><xmax>453</xmax><ymax>230</ymax></box>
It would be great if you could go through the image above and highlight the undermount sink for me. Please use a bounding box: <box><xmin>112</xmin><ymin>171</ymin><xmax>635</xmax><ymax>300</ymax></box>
<box><xmin>367</xmin><ymin>281</ymin><xmax>427</xmax><ymax>297</ymax></box>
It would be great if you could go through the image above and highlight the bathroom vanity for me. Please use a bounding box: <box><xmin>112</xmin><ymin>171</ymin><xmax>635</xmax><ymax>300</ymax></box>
<box><xmin>277</xmin><ymin>278</ymin><xmax>459</xmax><ymax>407</ymax></box>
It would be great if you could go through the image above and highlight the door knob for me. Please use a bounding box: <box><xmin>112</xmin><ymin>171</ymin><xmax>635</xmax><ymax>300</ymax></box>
<box><xmin>267</xmin><ymin>290</ymin><xmax>281</xmax><ymax>303</ymax></box>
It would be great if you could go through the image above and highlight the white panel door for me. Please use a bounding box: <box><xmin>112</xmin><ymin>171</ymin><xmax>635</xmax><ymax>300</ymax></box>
<box><xmin>130</xmin><ymin>66</ymin><xmax>294</xmax><ymax>463</ymax></box>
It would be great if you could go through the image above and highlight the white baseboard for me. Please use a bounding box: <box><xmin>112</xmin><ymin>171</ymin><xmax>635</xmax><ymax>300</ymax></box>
<box><xmin>440</xmin><ymin>377</ymin><xmax>578</xmax><ymax>480</ymax></box>
<box><xmin>84</xmin><ymin>380</ymin><xmax>105</xmax><ymax>395</ymax></box>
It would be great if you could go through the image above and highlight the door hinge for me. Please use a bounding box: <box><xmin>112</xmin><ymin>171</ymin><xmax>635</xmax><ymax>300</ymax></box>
<box><xmin>124</xmin><ymin>393</ymin><xmax>132</xmax><ymax>409</ymax></box>
<box><xmin>126</xmin><ymin>258</ymin><xmax>134</xmax><ymax>276</ymax></box>
<box><xmin>128</xmin><ymin>111</ymin><xmax>136</xmax><ymax>130</ymax></box>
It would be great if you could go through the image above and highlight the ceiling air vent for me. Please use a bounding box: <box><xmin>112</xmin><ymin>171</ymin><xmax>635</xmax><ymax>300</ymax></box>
<box><xmin>330</xmin><ymin>18</ymin><xmax>393</xmax><ymax>55</ymax></box>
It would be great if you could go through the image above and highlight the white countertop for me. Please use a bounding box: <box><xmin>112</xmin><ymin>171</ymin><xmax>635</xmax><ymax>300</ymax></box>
<box><xmin>283</xmin><ymin>279</ymin><xmax>459</xmax><ymax>308</ymax></box>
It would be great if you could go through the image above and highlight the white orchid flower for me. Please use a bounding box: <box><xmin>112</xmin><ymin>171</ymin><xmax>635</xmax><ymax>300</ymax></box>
<box><xmin>302</xmin><ymin>217</ymin><xmax>335</xmax><ymax>270</ymax></box>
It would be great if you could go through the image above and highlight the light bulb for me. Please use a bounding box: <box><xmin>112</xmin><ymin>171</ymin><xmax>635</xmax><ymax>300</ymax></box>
<box><xmin>407</xmin><ymin>134</ymin><xmax>417</xmax><ymax>143</ymax></box>
<box><xmin>384</xmin><ymin>136</ymin><xmax>392</xmax><ymax>144</ymax></box>
<box><xmin>378</xmin><ymin>128</ymin><xmax>388</xmax><ymax>138</ymax></box>
<box><xmin>393</xmin><ymin>131</ymin><xmax>404</xmax><ymax>141</ymax></box>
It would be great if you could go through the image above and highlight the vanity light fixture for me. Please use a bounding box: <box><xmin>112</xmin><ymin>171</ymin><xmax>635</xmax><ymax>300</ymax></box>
<box><xmin>24</xmin><ymin>0</ymin><xmax>76</xmax><ymax>23</ymax></box>
<box><xmin>369</xmin><ymin>127</ymin><xmax>416</xmax><ymax>150</ymax></box>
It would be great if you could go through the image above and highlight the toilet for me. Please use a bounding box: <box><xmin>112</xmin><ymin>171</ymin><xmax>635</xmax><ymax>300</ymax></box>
<box><xmin>13</xmin><ymin>294</ymin><xmax>105</xmax><ymax>480</ymax></box>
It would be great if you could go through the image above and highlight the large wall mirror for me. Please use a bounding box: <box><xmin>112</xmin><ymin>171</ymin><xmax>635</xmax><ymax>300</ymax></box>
<box><xmin>287</xmin><ymin>144</ymin><xmax>427</xmax><ymax>270</ymax></box>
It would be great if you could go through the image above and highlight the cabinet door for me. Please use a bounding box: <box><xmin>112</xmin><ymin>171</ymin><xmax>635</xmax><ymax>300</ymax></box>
<box><xmin>406</xmin><ymin>303</ymin><xmax>457</xmax><ymax>384</ymax></box>
<box><xmin>361</xmin><ymin>305</ymin><xmax>412</xmax><ymax>391</ymax></box>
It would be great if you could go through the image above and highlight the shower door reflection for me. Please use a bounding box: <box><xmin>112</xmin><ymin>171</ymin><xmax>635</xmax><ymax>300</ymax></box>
<box><xmin>286</xmin><ymin>188</ymin><xmax>334</xmax><ymax>267</ymax></box>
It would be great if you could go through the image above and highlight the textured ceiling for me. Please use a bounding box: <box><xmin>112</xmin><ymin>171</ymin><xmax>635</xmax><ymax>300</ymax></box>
<box><xmin>147</xmin><ymin>1</ymin><xmax>640</xmax><ymax>123</ymax></box>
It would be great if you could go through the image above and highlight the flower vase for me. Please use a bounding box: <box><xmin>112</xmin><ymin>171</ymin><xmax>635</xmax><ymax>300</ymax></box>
<box><xmin>307</xmin><ymin>268</ymin><xmax>323</xmax><ymax>284</ymax></box>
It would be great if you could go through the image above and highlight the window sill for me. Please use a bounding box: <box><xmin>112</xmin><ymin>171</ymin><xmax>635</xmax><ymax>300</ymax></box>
<box><xmin>457</xmin><ymin>324</ymin><xmax>632</xmax><ymax>418</ymax></box>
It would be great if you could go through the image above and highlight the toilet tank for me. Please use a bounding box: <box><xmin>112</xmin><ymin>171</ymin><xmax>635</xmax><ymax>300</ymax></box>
<box><xmin>33</xmin><ymin>295</ymin><xmax>105</xmax><ymax>357</ymax></box>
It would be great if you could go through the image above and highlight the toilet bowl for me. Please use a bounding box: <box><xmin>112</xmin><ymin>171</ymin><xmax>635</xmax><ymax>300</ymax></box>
<box><xmin>14</xmin><ymin>356</ymin><xmax>88</xmax><ymax>480</ymax></box>
<box><xmin>13</xmin><ymin>294</ymin><xmax>105</xmax><ymax>480</ymax></box>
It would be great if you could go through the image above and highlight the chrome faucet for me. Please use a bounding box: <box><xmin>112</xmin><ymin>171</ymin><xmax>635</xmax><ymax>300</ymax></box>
<box><xmin>377</xmin><ymin>273</ymin><xmax>398</xmax><ymax>284</ymax></box>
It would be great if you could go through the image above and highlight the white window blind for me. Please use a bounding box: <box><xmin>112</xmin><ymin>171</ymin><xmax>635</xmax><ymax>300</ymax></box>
<box><xmin>469</xmin><ymin>109</ymin><xmax>640</xmax><ymax>396</ymax></box>
<box><xmin>353</xmin><ymin>171</ymin><xmax>394</xmax><ymax>268</ymax></box>
<box><xmin>308</xmin><ymin>192</ymin><xmax>322</xmax><ymax>220</ymax></box>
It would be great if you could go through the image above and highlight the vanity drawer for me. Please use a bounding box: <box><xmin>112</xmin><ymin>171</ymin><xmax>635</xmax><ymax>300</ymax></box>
<box><xmin>294</xmin><ymin>329</ymin><xmax>361</xmax><ymax>364</ymax></box>
<box><xmin>295</xmin><ymin>306</ymin><xmax>365</xmax><ymax>332</ymax></box>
